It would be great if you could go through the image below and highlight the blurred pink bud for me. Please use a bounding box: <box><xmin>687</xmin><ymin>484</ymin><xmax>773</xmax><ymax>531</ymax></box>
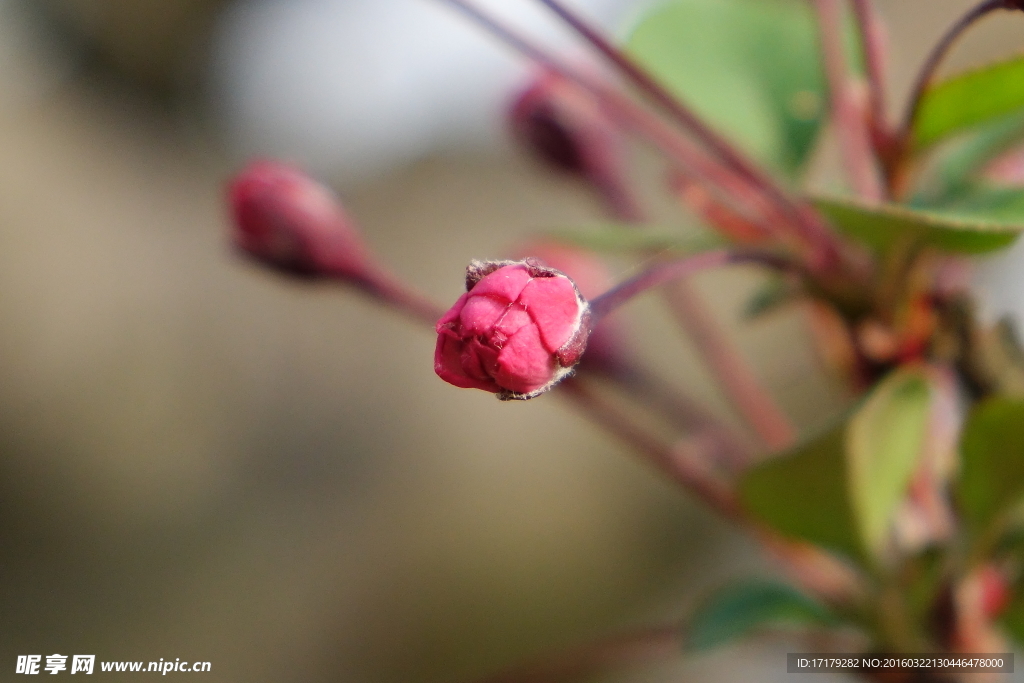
<box><xmin>228</xmin><ymin>160</ymin><xmax>373</xmax><ymax>279</ymax></box>
<box><xmin>977</xmin><ymin>565</ymin><xmax>1011</xmax><ymax>619</ymax></box>
<box><xmin>510</xmin><ymin>70</ymin><xmax>640</xmax><ymax>221</ymax></box>
<box><xmin>435</xmin><ymin>260</ymin><xmax>590</xmax><ymax>400</ymax></box>
<box><xmin>953</xmin><ymin>564</ymin><xmax>1012</xmax><ymax>653</ymax></box>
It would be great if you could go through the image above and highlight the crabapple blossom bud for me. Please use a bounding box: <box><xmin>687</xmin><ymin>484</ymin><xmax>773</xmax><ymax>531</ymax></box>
<box><xmin>435</xmin><ymin>259</ymin><xmax>590</xmax><ymax>400</ymax></box>
<box><xmin>510</xmin><ymin>70</ymin><xmax>640</xmax><ymax>221</ymax></box>
<box><xmin>228</xmin><ymin>160</ymin><xmax>373</xmax><ymax>279</ymax></box>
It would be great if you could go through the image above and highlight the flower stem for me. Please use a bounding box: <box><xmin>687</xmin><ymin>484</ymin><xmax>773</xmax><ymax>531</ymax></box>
<box><xmin>530</xmin><ymin>0</ymin><xmax>846</xmax><ymax>268</ymax></box>
<box><xmin>436</xmin><ymin>1</ymin><xmax>787</xmax><ymax>240</ymax></box>
<box><xmin>357</xmin><ymin>269</ymin><xmax>446</xmax><ymax>328</ymax></box>
<box><xmin>584</xmin><ymin>354</ymin><xmax>757</xmax><ymax>470</ymax></box>
<box><xmin>560</xmin><ymin>378</ymin><xmax>741</xmax><ymax>517</ymax></box>
<box><xmin>661</xmin><ymin>278</ymin><xmax>797</xmax><ymax>452</ymax></box>
<box><xmin>589</xmin><ymin>80</ymin><xmax>797</xmax><ymax>245</ymax></box>
<box><xmin>587</xmin><ymin>249</ymin><xmax>797</xmax><ymax>451</ymax></box>
<box><xmin>813</xmin><ymin>0</ymin><xmax>885</xmax><ymax>202</ymax></box>
<box><xmin>851</xmin><ymin>0</ymin><xmax>890</xmax><ymax>140</ymax></box>
<box><xmin>435</xmin><ymin>0</ymin><xmax>852</xmax><ymax>274</ymax></box>
<box><xmin>560</xmin><ymin>378</ymin><xmax>862</xmax><ymax>605</ymax></box>
<box><xmin>588</xmin><ymin>249</ymin><xmax>794</xmax><ymax>320</ymax></box>
<box><xmin>670</xmin><ymin>171</ymin><xmax>777</xmax><ymax>243</ymax></box>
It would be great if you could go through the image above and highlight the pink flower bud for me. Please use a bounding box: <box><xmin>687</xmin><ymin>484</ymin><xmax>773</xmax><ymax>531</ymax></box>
<box><xmin>228</xmin><ymin>160</ymin><xmax>373</xmax><ymax>279</ymax></box>
<box><xmin>435</xmin><ymin>260</ymin><xmax>591</xmax><ymax>400</ymax></box>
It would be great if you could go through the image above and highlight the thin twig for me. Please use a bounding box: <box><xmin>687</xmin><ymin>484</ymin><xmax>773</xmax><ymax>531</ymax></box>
<box><xmin>435</xmin><ymin>0</ymin><xmax>793</xmax><ymax>245</ymax></box>
<box><xmin>596</xmin><ymin>89</ymin><xmax>789</xmax><ymax>239</ymax></box>
<box><xmin>851</xmin><ymin>0</ymin><xmax>890</xmax><ymax>138</ymax></box>
<box><xmin>588</xmin><ymin>249</ymin><xmax>795</xmax><ymax>320</ymax></box>
<box><xmin>559</xmin><ymin>378</ymin><xmax>862</xmax><ymax>605</ymax></box>
<box><xmin>583</xmin><ymin>353</ymin><xmax>757</xmax><ymax>470</ymax></box>
<box><xmin>588</xmin><ymin>250</ymin><xmax>798</xmax><ymax>451</ymax></box>
<box><xmin>559</xmin><ymin>378</ymin><xmax>742</xmax><ymax>518</ymax></box>
<box><xmin>671</xmin><ymin>171</ymin><xmax>777</xmax><ymax>244</ymax></box>
<box><xmin>360</xmin><ymin>270</ymin><xmax>446</xmax><ymax>327</ymax></box>
<box><xmin>661</xmin><ymin>278</ymin><xmax>797</xmax><ymax>452</ymax></box>
<box><xmin>530</xmin><ymin>0</ymin><xmax>847</xmax><ymax>268</ymax></box>
<box><xmin>813</xmin><ymin>0</ymin><xmax>885</xmax><ymax>201</ymax></box>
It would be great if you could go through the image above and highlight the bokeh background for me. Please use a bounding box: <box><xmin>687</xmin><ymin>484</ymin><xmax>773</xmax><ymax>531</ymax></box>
<box><xmin>1</xmin><ymin>1</ymin><xmax>1023</xmax><ymax>681</ymax></box>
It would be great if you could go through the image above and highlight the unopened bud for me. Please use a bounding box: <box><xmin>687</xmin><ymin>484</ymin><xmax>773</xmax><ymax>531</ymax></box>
<box><xmin>227</xmin><ymin>160</ymin><xmax>373</xmax><ymax>279</ymax></box>
<box><xmin>510</xmin><ymin>70</ymin><xmax>639</xmax><ymax>221</ymax></box>
<box><xmin>435</xmin><ymin>260</ymin><xmax>590</xmax><ymax>400</ymax></box>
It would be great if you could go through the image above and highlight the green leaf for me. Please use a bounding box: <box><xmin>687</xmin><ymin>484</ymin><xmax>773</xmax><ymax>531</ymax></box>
<box><xmin>740</xmin><ymin>423</ymin><xmax>864</xmax><ymax>562</ymax></box>
<box><xmin>686</xmin><ymin>580</ymin><xmax>836</xmax><ymax>651</ymax></box>
<box><xmin>813</xmin><ymin>195</ymin><xmax>1024</xmax><ymax>254</ymax></box>
<box><xmin>914</xmin><ymin>55</ymin><xmax>1024</xmax><ymax>150</ymax></box>
<box><xmin>958</xmin><ymin>398</ymin><xmax>1024</xmax><ymax>535</ymax></box>
<box><xmin>741</xmin><ymin>368</ymin><xmax>934</xmax><ymax>563</ymax></box>
<box><xmin>929</xmin><ymin>186</ymin><xmax>1024</xmax><ymax>223</ymax></box>
<box><xmin>846</xmin><ymin>367</ymin><xmax>933</xmax><ymax>558</ymax></box>
<box><xmin>627</xmin><ymin>0</ymin><xmax>825</xmax><ymax>174</ymax></box>
<box><xmin>917</xmin><ymin>111</ymin><xmax>1024</xmax><ymax>201</ymax></box>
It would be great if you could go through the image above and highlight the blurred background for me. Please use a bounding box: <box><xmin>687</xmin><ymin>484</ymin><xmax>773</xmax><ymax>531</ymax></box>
<box><xmin>1</xmin><ymin>1</ymin><xmax>1024</xmax><ymax>681</ymax></box>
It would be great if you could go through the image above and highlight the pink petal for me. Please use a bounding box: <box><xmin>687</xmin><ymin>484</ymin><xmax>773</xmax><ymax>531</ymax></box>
<box><xmin>518</xmin><ymin>276</ymin><xmax>580</xmax><ymax>353</ymax></box>
<box><xmin>526</xmin><ymin>245</ymin><xmax>610</xmax><ymax>299</ymax></box>
<box><xmin>436</xmin><ymin>293</ymin><xmax>470</xmax><ymax>331</ymax></box>
<box><xmin>493</xmin><ymin>302</ymin><xmax>532</xmax><ymax>339</ymax></box>
<box><xmin>461</xmin><ymin>338</ymin><xmax>501</xmax><ymax>382</ymax></box>
<box><xmin>459</xmin><ymin>294</ymin><xmax>509</xmax><ymax>336</ymax></box>
<box><xmin>469</xmin><ymin>264</ymin><xmax>533</xmax><ymax>302</ymax></box>
<box><xmin>494</xmin><ymin>322</ymin><xmax>556</xmax><ymax>394</ymax></box>
<box><xmin>434</xmin><ymin>334</ymin><xmax>500</xmax><ymax>392</ymax></box>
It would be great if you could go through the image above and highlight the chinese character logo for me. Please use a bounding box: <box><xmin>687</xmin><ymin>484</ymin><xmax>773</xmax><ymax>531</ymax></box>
<box><xmin>44</xmin><ymin>655</ymin><xmax>67</xmax><ymax>675</ymax></box>
<box><xmin>16</xmin><ymin>656</ymin><xmax>41</xmax><ymax>675</ymax></box>
<box><xmin>70</xmin><ymin>656</ymin><xmax>95</xmax><ymax>675</ymax></box>
<box><xmin>17</xmin><ymin>654</ymin><xmax>95</xmax><ymax>675</ymax></box>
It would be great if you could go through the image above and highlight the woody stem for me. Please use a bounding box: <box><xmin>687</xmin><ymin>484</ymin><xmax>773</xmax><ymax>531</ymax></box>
<box><xmin>588</xmin><ymin>249</ymin><xmax>794</xmax><ymax>320</ymax></box>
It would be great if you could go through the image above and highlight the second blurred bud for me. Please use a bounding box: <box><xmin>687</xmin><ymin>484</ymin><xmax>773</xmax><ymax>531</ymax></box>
<box><xmin>510</xmin><ymin>69</ymin><xmax>641</xmax><ymax>222</ymax></box>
